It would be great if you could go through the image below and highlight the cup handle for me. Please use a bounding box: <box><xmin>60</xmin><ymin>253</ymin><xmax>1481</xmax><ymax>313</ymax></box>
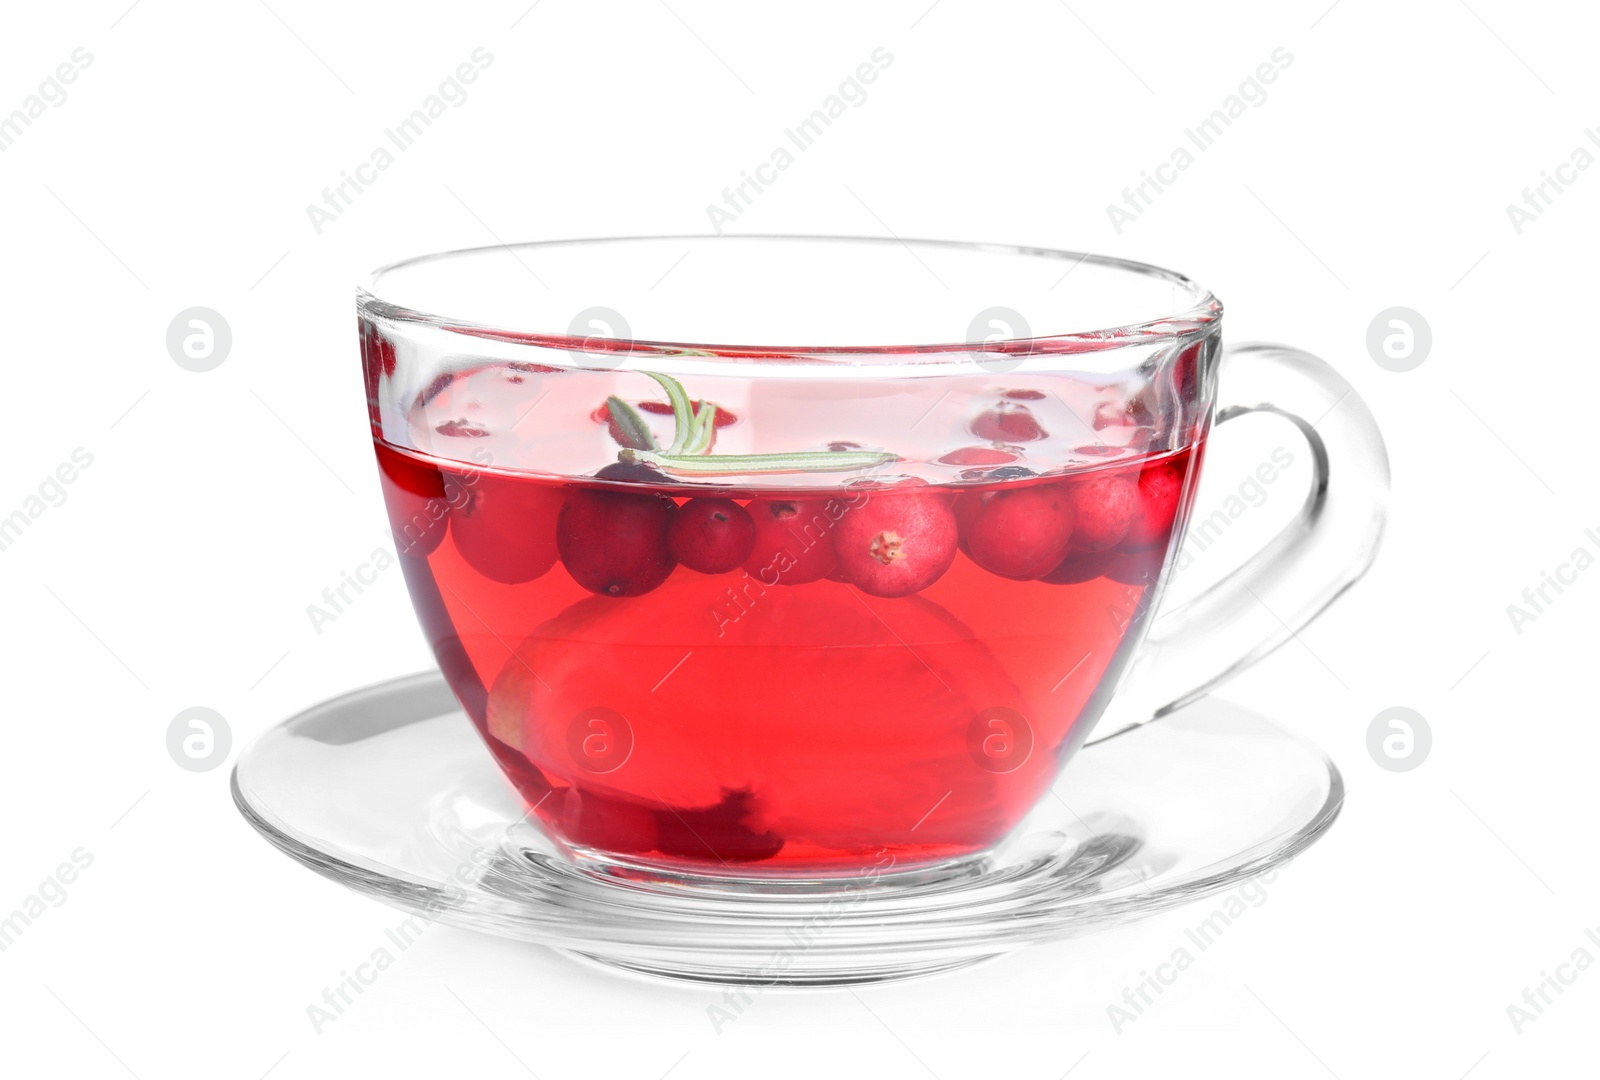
<box><xmin>1090</xmin><ymin>341</ymin><xmax>1391</xmax><ymax>741</ymax></box>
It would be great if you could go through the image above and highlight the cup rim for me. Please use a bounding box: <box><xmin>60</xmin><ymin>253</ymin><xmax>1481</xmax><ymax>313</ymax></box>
<box><xmin>358</xmin><ymin>234</ymin><xmax>1223</xmax><ymax>363</ymax></box>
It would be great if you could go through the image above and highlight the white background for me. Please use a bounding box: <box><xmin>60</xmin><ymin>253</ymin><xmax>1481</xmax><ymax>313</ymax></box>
<box><xmin>1</xmin><ymin>1</ymin><xmax>1595</xmax><ymax>1077</ymax></box>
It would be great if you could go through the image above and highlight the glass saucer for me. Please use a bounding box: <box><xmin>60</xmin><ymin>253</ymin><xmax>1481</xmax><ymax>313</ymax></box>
<box><xmin>232</xmin><ymin>671</ymin><xmax>1342</xmax><ymax>986</ymax></box>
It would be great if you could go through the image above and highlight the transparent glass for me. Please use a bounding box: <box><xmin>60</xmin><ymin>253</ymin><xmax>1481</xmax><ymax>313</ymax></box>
<box><xmin>355</xmin><ymin>236</ymin><xmax>1388</xmax><ymax>879</ymax></box>
<box><xmin>233</xmin><ymin>670</ymin><xmax>1344</xmax><ymax>985</ymax></box>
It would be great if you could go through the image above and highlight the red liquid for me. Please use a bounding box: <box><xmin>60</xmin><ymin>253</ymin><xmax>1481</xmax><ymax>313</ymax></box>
<box><xmin>376</xmin><ymin>440</ymin><xmax>1198</xmax><ymax>873</ymax></box>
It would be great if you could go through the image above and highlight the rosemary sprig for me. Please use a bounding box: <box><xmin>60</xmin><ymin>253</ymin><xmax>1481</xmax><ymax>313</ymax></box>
<box><xmin>618</xmin><ymin>371</ymin><xmax>896</xmax><ymax>476</ymax></box>
<box><xmin>620</xmin><ymin>447</ymin><xmax>898</xmax><ymax>475</ymax></box>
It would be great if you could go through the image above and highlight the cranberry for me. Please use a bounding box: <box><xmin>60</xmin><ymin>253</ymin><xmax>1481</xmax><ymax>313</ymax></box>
<box><xmin>832</xmin><ymin>489</ymin><xmax>959</xmax><ymax>598</ymax></box>
<box><xmin>435</xmin><ymin>418</ymin><xmax>490</xmax><ymax>438</ymax></box>
<box><xmin>939</xmin><ymin>445</ymin><xmax>1019</xmax><ymax>467</ymax></box>
<box><xmin>845</xmin><ymin>474</ymin><xmax>927</xmax><ymax>491</ymax></box>
<box><xmin>667</xmin><ymin>498</ymin><xmax>757</xmax><ymax>574</ymax></box>
<box><xmin>1067</xmin><ymin>469</ymin><xmax>1138</xmax><ymax>551</ymax></box>
<box><xmin>743</xmin><ymin>497</ymin><xmax>840</xmax><ymax>585</ymax></box>
<box><xmin>958</xmin><ymin>483</ymin><xmax>1076</xmax><ymax>580</ymax></box>
<box><xmin>451</xmin><ymin>473</ymin><xmax>563</xmax><ymax>584</ymax></box>
<box><xmin>376</xmin><ymin>446</ymin><xmax>450</xmax><ymax>558</ymax></box>
<box><xmin>557</xmin><ymin>483</ymin><xmax>677</xmax><ymax>597</ymax></box>
<box><xmin>1121</xmin><ymin>458</ymin><xmax>1186</xmax><ymax>550</ymax></box>
<box><xmin>1042</xmin><ymin>547</ymin><xmax>1162</xmax><ymax>586</ymax></box>
<box><xmin>1003</xmin><ymin>389</ymin><xmax>1046</xmax><ymax>401</ymax></box>
<box><xmin>970</xmin><ymin>402</ymin><xmax>1047</xmax><ymax>442</ymax></box>
<box><xmin>984</xmin><ymin>465</ymin><xmax>1037</xmax><ymax>481</ymax></box>
<box><xmin>1093</xmin><ymin>395</ymin><xmax>1154</xmax><ymax>431</ymax></box>
<box><xmin>594</xmin><ymin>460</ymin><xmax>664</xmax><ymax>484</ymax></box>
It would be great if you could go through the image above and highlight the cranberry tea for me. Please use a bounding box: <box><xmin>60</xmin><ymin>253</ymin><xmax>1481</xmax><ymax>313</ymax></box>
<box><xmin>367</xmin><ymin>334</ymin><xmax>1204</xmax><ymax>873</ymax></box>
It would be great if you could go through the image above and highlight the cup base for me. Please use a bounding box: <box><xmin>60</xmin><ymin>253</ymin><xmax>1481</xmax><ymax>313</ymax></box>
<box><xmin>233</xmin><ymin>671</ymin><xmax>1342</xmax><ymax>986</ymax></box>
<box><xmin>559</xmin><ymin>948</ymin><xmax>996</xmax><ymax>987</ymax></box>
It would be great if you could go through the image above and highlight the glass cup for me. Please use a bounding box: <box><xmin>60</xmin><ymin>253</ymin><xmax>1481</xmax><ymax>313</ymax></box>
<box><xmin>358</xmin><ymin>236</ymin><xmax>1387</xmax><ymax>880</ymax></box>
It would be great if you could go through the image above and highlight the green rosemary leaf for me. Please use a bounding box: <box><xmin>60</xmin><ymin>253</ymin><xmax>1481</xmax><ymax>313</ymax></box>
<box><xmin>604</xmin><ymin>395</ymin><xmax>659</xmax><ymax>452</ymax></box>
<box><xmin>682</xmin><ymin>399</ymin><xmax>718</xmax><ymax>455</ymax></box>
<box><xmin>645</xmin><ymin>372</ymin><xmax>694</xmax><ymax>453</ymax></box>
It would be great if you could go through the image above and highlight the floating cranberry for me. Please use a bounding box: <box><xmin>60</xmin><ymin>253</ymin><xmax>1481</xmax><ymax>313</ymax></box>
<box><xmin>435</xmin><ymin>418</ymin><xmax>490</xmax><ymax>438</ymax></box>
<box><xmin>743</xmin><ymin>498</ymin><xmax>839</xmax><ymax>585</ymax></box>
<box><xmin>984</xmin><ymin>466</ymin><xmax>1037</xmax><ymax>481</ymax></box>
<box><xmin>594</xmin><ymin>460</ymin><xmax>664</xmax><ymax>484</ymax></box>
<box><xmin>959</xmin><ymin>483</ymin><xmax>1077</xmax><ymax>580</ymax></box>
<box><xmin>668</xmin><ymin>498</ymin><xmax>757</xmax><ymax>574</ymax></box>
<box><xmin>970</xmin><ymin>402</ymin><xmax>1047</xmax><ymax>442</ymax></box>
<box><xmin>451</xmin><ymin>473</ymin><xmax>563</xmax><ymax>584</ymax></box>
<box><xmin>1093</xmin><ymin>394</ymin><xmax>1155</xmax><ymax>431</ymax></box>
<box><xmin>1042</xmin><ymin>547</ymin><xmax>1161</xmax><ymax>586</ymax></box>
<box><xmin>832</xmin><ymin>489</ymin><xmax>958</xmax><ymax>598</ymax></box>
<box><xmin>845</xmin><ymin>474</ymin><xmax>927</xmax><ymax>492</ymax></box>
<box><xmin>953</xmin><ymin>490</ymin><xmax>980</xmax><ymax>548</ymax></box>
<box><xmin>376</xmin><ymin>446</ymin><xmax>450</xmax><ymax>558</ymax></box>
<box><xmin>557</xmin><ymin>483</ymin><xmax>677</xmax><ymax>597</ymax></box>
<box><xmin>1121</xmin><ymin>458</ymin><xmax>1187</xmax><ymax>550</ymax></box>
<box><xmin>1068</xmin><ymin>470</ymin><xmax>1138</xmax><ymax>552</ymax></box>
<box><xmin>1003</xmin><ymin>389</ymin><xmax>1047</xmax><ymax>401</ymax></box>
<box><xmin>939</xmin><ymin>445</ymin><xmax>1019</xmax><ymax>467</ymax></box>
